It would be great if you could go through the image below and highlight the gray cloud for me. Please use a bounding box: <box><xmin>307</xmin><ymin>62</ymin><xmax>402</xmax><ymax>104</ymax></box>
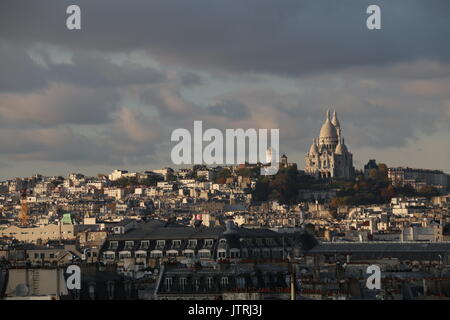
<box><xmin>0</xmin><ymin>84</ymin><xmax>120</xmax><ymax>126</ymax></box>
<box><xmin>50</xmin><ymin>51</ymin><xmax>166</xmax><ymax>88</ymax></box>
<box><xmin>206</xmin><ymin>100</ymin><xmax>250</xmax><ymax>120</ymax></box>
<box><xmin>1</xmin><ymin>1</ymin><xmax>450</xmax><ymax>77</ymax></box>
<box><xmin>0</xmin><ymin>43</ymin><xmax>49</xmax><ymax>92</ymax></box>
<box><xmin>0</xmin><ymin>1</ymin><xmax>449</xmax><ymax>176</ymax></box>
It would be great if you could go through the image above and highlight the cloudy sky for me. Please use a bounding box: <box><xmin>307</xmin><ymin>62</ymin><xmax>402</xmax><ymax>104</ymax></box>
<box><xmin>0</xmin><ymin>0</ymin><xmax>449</xmax><ymax>179</ymax></box>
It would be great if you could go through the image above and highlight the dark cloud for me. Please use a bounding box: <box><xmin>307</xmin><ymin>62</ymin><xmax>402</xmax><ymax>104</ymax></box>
<box><xmin>1</xmin><ymin>1</ymin><xmax>450</xmax><ymax>76</ymax></box>
<box><xmin>0</xmin><ymin>1</ymin><xmax>449</xmax><ymax>175</ymax></box>
<box><xmin>0</xmin><ymin>43</ymin><xmax>49</xmax><ymax>92</ymax></box>
<box><xmin>50</xmin><ymin>51</ymin><xmax>166</xmax><ymax>88</ymax></box>
<box><xmin>0</xmin><ymin>45</ymin><xmax>166</xmax><ymax>93</ymax></box>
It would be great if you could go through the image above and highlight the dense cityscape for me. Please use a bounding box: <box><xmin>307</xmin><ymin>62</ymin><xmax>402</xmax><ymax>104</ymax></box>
<box><xmin>1</xmin><ymin>1</ymin><xmax>449</xmax><ymax>311</ymax></box>
<box><xmin>1</xmin><ymin>112</ymin><xmax>449</xmax><ymax>300</ymax></box>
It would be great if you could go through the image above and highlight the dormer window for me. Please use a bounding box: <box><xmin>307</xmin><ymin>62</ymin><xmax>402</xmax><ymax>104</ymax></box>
<box><xmin>140</xmin><ymin>240</ymin><xmax>149</xmax><ymax>249</ymax></box>
<box><xmin>156</xmin><ymin>240</ymin><xmax>165</xmax><ymax>248</ymax></box>
<box><xmin>124</xmin><ymin>241</ymin><xmax>134</xmax><ymax>249</ymax></box>
<box><xmin>219</xmin><ymin>239</ymin><xmax>227</xmax><ymax>244</ymax></box>
<box><xmin>109</xmin><ymin>241</ymin><xmax>118</xmax><ymax>250</ymax></box>
<box><xmin>204</xmin><ymin>239</ymin><xmax>214</xmax><ymax>248</ymax></box>
<box><xmin>188</xmin><ymin>239</ymin><xmax>197</xmax><ymax>248</ymax></box>
<box><xmin>172</xmin><ymin>240</ymin><xmax>181</xmax><ymax>248</ymax></box>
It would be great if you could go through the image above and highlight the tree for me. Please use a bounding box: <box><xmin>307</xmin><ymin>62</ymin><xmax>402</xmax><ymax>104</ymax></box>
<box><xmin>237</xmin><ymin>167</ymin><xmax>259</xmax><ymax>178</ymax></box>
<box><xmin>216</xmin><ymin>177</ymin><xmax>227</xmax><ymax>184</ymax></box>
<box><xmin>166</xmin><ymin>172</ymin><xmax>177</xmax><ymax>182</ymax></box>
<box><xmin>377</xmin><ymin>163</ymin><xmax>388</xmax><ymax>181</ymax></box>
<box><xmin>253</xmin><ymin>178</ymin><xmax>271</xmax><ymax>202</ymax></box>
<box><xmin>269</xmin><ymin>167</ymin><xmax>298</xmax><ymax>204</ymax></box>
<box><xmin>380</xmin><ymin>185</ymin><xmax>396</xmax><ymax>199</ymax></box>
<box><xmin>368</xmin><ymin>168</ymin><xmax>378</xmax><ymax>180</ymax></box>
<box><xmin>418</xmin><ymin>185</ymin><xmax>440</xmax><ymax>198</ymax></box>
<box><xmin>141</xmin><ymin>175</ymin><xmax>164</xmax><ymax>186</ymax></box>
<box><xmin>215</xmin><ymin>168</ymin><xmax>231</xmax><ymax>183</ymax></box>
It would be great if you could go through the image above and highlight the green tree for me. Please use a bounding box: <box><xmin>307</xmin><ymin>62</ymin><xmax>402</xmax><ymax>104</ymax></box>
<box><xmin>253</xmin><ymin>177</ymin><xmax>271</xmax><ymax>202</ymax></box>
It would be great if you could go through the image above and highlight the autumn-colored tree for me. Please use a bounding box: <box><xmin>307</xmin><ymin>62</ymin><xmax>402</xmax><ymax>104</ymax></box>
<box><xmin>381</xmin><ymin>184</ymin><xmax>396</xmax><ymax>199</ymax></box>
<box><xmin>378</xmin><ymin>163</ymin><xmax>388</xmax><ymax>180</ymax></box>
<box><xmin>216</xmin><ymin>177</ymin><xmax>227</xmax><ymax>184</ymax></box>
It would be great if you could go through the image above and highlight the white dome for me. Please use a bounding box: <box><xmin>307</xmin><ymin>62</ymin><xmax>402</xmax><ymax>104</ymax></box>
<box><xmin>309</xmin><ymin>139</ymin><xmax>319</xmax><ymax>155</ymax></box>
<box><xmin>319</xmin><ymin>111</ymin><xmax>338</xmax><ymax>139</ymax></box>
<box><xmin>335</xmin><ymin>138</ymin><xmax>348</xmax><ymax>154</ymax></box>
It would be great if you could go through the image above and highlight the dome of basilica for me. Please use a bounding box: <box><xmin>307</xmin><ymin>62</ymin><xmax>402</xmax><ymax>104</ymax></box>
<box><xmin>319</xmin><ymin>111</ymin><xmax>338</xmax><ymax>139</ymax></box>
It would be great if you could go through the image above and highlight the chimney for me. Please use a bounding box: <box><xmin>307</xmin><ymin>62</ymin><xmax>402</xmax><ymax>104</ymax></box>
<box><xmin>224</xmin><ymin>220</ymin><xmax>237</xmax><ymax>234</ymax></box>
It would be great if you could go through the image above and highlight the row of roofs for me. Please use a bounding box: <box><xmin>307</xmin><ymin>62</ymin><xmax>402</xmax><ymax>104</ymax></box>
<box><xmin>102</xmin><ymin>219</ymin><xmax>318</xmax><ymax>254</ymax></box>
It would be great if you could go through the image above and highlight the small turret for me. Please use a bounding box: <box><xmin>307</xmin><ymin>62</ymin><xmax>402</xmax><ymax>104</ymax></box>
<box><xmin>309</xmin><ymin>138</ymin><xmax>319</xmax><ymax>155</ymax></box>
<box><xmin>332</xmin><ymin>110</ymin><xmax>341</xmax><ymax>137</ymax></box>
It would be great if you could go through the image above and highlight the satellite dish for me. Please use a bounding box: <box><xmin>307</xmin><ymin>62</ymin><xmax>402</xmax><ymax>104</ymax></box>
<box><xmin>15</xmin><ymin>283</ymin><xmax>29</xmax><ymax>297</ymax></box>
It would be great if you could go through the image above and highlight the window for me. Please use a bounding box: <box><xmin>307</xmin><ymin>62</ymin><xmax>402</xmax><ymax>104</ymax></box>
<box><xmin>219</xmin><ymin>239</ymin><xmax>227</xmax><ymax>244</ymax></box>
<box><xmin>167</xmin><ymin>250</ymin><xmax>178</xmax><ymax>257</ymax></box>
<box><xmin>124</xmin><ymin>241</ymin><xmax>134</xmax><ymax>249</ymax></box>
<box><xmin>237</xmin><ymin>277</ymin><xmax>246</xmax><ymax>289</ymax></box>
<box><xmin>150</xmin><ymin>251</ymin><xmax>163</xmax><ymax>258</ymax></box>
<box><xmin>156</xmin><ymin>240</ymin><xmax>165</xmax><ymax>248</ymax></box>
<box><xmin>140</xmin><ymin>240</ymin><xmax>149</xmax><ymax>249</ymax></box>
<box><xmin>207</xmin><ymin>277</ymin><xmax>213</xmax><ymax>289</ymax></box>
<box><xmin>104</xmin><ymin>252</ymin><xmax>115</xmax><ymax>260</ymax></box>
<box><xmin>221</xmin><ymin>277</ymin><xmax>229</xmax><ymax>287</ymax></box>
<box><xmin>194</xmin><ymin>279</ymin><xmax>200</xmax><ymax>291</ymax></box>
<box><xmin>204</xmin><ymin>239</ymin><xmax>214</xmax><ymax>248</ymax></box>
<box><xmin>199</xmin><ymin>250</ymin><xmax>211</xmax><ymax>259</ymax></box>
<box><xmin>230</xmin><ymin>250</ymin><xmax>240</xmax><ymax>259</ymax></box>
<box><xmin>179</xmin><ymin>278</ymin><xmax>187</xmax><ymax>291</ymax></box>
<box><xmin>109</xmin><ymin>241</ymin><xmax>118</xmax><ymax>250</ymax></box>
<box><xmin>165</xmin><ymin>278</ymin><xmax>173</xmax><ymax>291</ymax></box>
<box><xmin>119</xmin><ymin>252</ymin><xmax>131</xmax><ymax>259</ymax></box>
<box><xmin>218</xmin><ymin>250</ymin><xmax>227</xmax><ymax>259</ymax></box>
<box><xmin>49</xmin><ymin>253</ymin><xmax>55</xmax><ymax>259</ymax></box>
<box><xmin>188</xmin><ymin>239</ymin><xmax>197</xmax><ymax>248</ymax></box>
<box><xmin>172</xmin><ymin>240</ymin><xmax>181</xmax><ymax>248</ymax></box>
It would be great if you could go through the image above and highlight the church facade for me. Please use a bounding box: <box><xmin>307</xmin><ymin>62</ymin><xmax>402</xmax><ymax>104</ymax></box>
<box><xmin>305</xmin><ymin>110</ymin><xmax>355</xmax><ymax>179</ymax></box>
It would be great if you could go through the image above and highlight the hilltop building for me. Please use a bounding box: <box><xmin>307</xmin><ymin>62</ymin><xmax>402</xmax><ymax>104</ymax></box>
<box><xmin>305</xmin><ymin>110</ymin><xmax>355</xmax><ymax>179</ymax></box>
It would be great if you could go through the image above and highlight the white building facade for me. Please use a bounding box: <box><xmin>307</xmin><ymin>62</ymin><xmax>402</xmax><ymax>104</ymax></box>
<box><xmin>305</xmin><ymin>110</ymin><xmax>355</xmax><ymax>179</ymax></box>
